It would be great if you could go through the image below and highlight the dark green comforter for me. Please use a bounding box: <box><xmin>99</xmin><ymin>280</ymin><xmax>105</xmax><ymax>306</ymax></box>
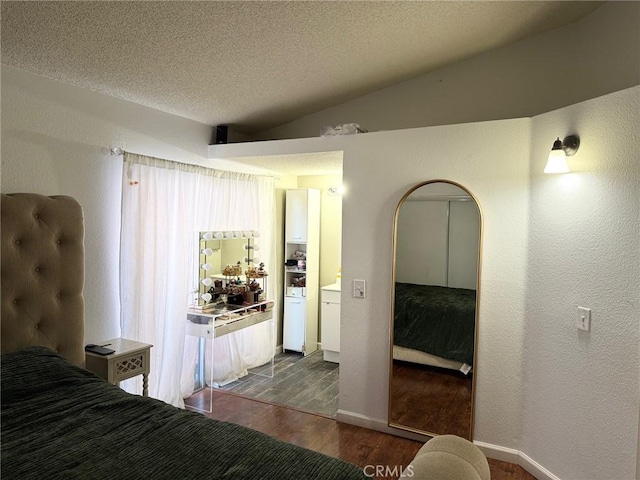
<box><xmin>1</xmin><ymin>346</ymin><xmax>366</xmax><ymax>480</ymax></box>
<box><xmin>394</xmin><ymin>283</ymin><xmax>476</xmax><ymax>365</ymax></box>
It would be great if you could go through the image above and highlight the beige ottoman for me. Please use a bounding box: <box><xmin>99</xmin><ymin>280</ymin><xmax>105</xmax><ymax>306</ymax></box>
<box><xmin>401</xmin><ymin>435</ymin><xmax>490</xmax><ymax>480</ymax></box>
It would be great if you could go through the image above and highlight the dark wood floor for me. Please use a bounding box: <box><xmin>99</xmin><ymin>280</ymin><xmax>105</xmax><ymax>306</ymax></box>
<box><xmin>390</xmin><ymin>360</ymin><xmax>472</xmax><ymax>438</ymax></box>
<box><xmin>202</xmin><ymin>390</ymin><xmax>536</xmax><ymax>480</ymax></box>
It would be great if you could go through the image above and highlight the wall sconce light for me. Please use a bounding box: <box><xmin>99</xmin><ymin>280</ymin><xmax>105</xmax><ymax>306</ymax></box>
<box><xmin>544</xmin><ymin>135</ymin><xmax>580</xmax><ymax>173</ymax></box>
<box><xmin>328</xmin><ymin>185</ymin><xmax>345</xmax><ymax>196</ymax></box>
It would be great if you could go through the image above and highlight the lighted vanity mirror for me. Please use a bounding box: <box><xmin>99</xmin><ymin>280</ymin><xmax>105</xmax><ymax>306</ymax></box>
<box><xmin>388</xmin><ymin>180</ymin><xmax>481</xmax><ymax>440</ymax></box>
<box><xmin>197</xmin><ymin>231</ymin><xmax>263</xmax><ymax>307</ymax></box>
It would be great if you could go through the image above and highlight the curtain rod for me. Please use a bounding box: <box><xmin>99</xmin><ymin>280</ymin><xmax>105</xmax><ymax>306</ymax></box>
<box><xmin>109</xmin><ymin>147</ymin><xmax>277</xmax><ymax>180</ymax></box>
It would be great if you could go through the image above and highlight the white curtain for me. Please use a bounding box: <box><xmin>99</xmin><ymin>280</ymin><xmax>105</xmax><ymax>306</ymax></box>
<box><xmin>120</xmin><ymin>153</ymin><xmax>275</xmax><ymax>407</ymax></box>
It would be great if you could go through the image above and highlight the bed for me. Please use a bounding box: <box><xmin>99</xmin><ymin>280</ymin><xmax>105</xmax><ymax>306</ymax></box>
<box><xmin>1</xmin><ymin>193</ymin><xmax>366</xmax><ymax>480</ymax></box>
<box><xmin>393</xmin><ymin>282</ymin><xmax>476</xmax><ymax>372</ymax></box>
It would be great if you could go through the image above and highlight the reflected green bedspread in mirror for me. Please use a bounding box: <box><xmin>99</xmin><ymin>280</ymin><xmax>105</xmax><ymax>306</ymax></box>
<box><xmin>1</xmin><ymin>347</ymin><xmax>366</xmax><ymax>480</ymax></box>
<box><xmin>394</xmin><ymin>283</ymin><xmax>476</xmax><ymax>365</ymax></box>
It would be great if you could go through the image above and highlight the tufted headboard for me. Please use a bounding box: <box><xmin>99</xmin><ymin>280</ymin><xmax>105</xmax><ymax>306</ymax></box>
<box><xmin>1</xmin><ymin>193</ymin><xmax>85</xmax><ymax>366</ymax></box>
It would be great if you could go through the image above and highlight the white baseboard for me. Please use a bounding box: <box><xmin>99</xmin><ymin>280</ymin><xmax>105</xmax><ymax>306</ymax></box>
<box><xmin>519</xmin><ymin>451</ymin><xmax>561</xmax><ymax>480</ymax></box>
<box><xmin>337</xmin><ymin>410</ymin><xmax>561</xmax><ymax>480</ymax></box>
<box><xmin>473</xmin><ymin>441</ymin><xmax>520</xmax><ymax>464</ymax></box>
<box><xmin>336</xmin><ymin>409</ymin><xmax>431</xmax><ymax>443</ymax></box>
<box><xmin>475</xmin><ymin>441</ymin><xmax>561</xmax><ymax>480</ymax></box>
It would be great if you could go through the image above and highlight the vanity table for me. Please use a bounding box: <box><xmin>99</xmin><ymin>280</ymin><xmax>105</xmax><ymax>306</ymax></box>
<box><xmin>185</xmin><ymin>300</ymin><xmax>274</xmax><ymax>413</ymax></box>
<box><xmin>186</xmin><ymin>301</ymin><xmax>273</xmax><ymax>339</ymax></box>
<box><xmin>186</xmin><ymin>230</ymin><xmax>274</xmax><ymax>413</ymax></box>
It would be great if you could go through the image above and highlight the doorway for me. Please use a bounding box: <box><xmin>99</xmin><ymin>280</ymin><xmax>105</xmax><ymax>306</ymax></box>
<box><xmin>209</xmin><ymin>152</ymin><xmax>344</xmax><ymax>418</ymax></box>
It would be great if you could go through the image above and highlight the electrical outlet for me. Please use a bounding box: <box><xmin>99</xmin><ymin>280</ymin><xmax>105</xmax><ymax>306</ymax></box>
<box><xmin>577</xmin><ymin>307</ymin><xmax>591</xmax><ymax>331</ymax></box>
<box><xmin>353</xmin><ymin>279</ymin><xmax>366</xmax><ymax>298</ymax></box>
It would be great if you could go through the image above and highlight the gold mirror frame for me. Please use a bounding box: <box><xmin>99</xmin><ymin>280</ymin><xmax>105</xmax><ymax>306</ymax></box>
<box><xmin>388</xmin><ymin>180</ymin><xmax>482</xmax><ymax>440</ymax></box>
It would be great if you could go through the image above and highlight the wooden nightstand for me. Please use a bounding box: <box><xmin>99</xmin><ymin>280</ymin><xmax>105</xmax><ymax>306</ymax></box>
<box><xmin>85</xmin><ymin>338</ymin><xmax>153</xmax><ymax>397</ymax></box>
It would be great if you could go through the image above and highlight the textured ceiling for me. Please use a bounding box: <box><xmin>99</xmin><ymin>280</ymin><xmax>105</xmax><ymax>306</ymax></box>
<box><xmin>1</xmin><ymin>1</ymin><xmax>603</xmax><ymax>136</ymax></box>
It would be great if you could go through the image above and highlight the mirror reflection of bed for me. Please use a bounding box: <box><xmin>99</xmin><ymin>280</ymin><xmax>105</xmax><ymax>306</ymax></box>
<box><xmin>389</xmin><ymin>181</ymin><xmax>481</xmax><ymax>440</ymax></box>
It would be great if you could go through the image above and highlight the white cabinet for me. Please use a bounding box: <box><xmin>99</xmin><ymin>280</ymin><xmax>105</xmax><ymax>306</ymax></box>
<box><xmin>283</xmin><ymin>297</ymin><xmax>306</xmax><ymax>352</ymax></box>
<box><xmin>285</xmin><ymin>189</ymin><xmax>310</xmax><ymax>243</ymax></box>
<box><xmin>321</xmin><ymin>283</ymin><xmax>341</xmax><ymax>363</ymax></box>
<box><xmin>283</xmin><ymin>189</ymin><xmax>320</xmax><ymax>355</ymax></box>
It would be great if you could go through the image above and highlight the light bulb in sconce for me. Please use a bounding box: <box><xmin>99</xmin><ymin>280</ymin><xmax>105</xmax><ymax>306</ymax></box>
<box><xmin>252</xmin><ymin>244</ymin><xmax>260</xmax><ymax>251</ymax></box>
<box><xmin>201</xmin><ymin>232</ymin><xmax>213</xmax><ymax>240</ymax></box>
<box><xmin>544</xmin><ymin>139</ymin><xmax>569</xmax><ymax>173</ymax></box>
<box><xmin>242</xmin><ymin>230</ymin><xmax>251</xmax><ymax>237</ymax></box>
<box><xmin>201</xmin><ymin>278</ymin><xmax>213</xmax><ymax>286</ymax></box>
<box><xmin>233</xmin><ymin>231</ymin><xmax>242</xmax><ymax>238</ymax></box>
<box><xmin>213</xmin><ymin>231</ymin><xmax>224</xmax><ymax>240</ymax></box>
<box><xmin>201</xmin><ymin>263</ymin><xmax>212</xmax><ymax>271</ymax></box>
<box><xmin>544</xmin><ymin>135</ymin><xmax>579</xmax><ymax>174</ymax></box>
<box><xmin>224</xmin><ymin>231</ymin><xmax>234</xmax><ymax>239</ymax></box>
<box><xmin>201</xmin><ymin>248</ymin><xmax>213</xmax><ymax>256</ymax></box>
<box><xmin>252</xmin><ymin>231</ymin><xmax>260</xmax><ymax>238</ymax></box>
<box><xmin>201</xmin><ymin>293</ymin><xmax>212</xmax><ymax>302</ymax></box>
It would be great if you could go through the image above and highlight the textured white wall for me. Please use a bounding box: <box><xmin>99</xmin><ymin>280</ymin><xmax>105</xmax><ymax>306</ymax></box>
<box><xmin>257</xmin><ymin>2</ymin><xmax>639</xmax><ymax>142</ymax></box>
<box><xmin>337</xmin><ymin>121</ymin><xmax>530</xmax><ymax>451</ymax></box>
<box><xmin>524</xmin><ymin>87</ymin><xmax>640</xmax><ymax>480</ymax></box>
<box><xmin>1</xmin><ymin>65</ymin><xmax>213</xmax><ymax>343</ymax></box>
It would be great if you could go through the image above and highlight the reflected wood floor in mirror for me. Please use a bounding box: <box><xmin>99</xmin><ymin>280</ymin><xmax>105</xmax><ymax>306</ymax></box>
<box><xmin>201</xmin><ymin>390</ymin><xmax>535</xmax><ymax>480</ymax></box>
<box><xmin>390</xmin><ymin>360</ymin><xmax>472</xmax><ymax>438</ymax></box>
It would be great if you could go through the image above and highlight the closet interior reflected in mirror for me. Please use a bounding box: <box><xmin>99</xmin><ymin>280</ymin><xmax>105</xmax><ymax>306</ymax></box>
<box><xmin>388</xmin><ymin>180</ymin><xmax>481</xmax><ymax>439</ymax></box>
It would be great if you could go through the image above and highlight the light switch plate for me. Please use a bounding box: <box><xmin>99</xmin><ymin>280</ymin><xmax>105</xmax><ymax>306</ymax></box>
<box><xmin>353</xmin><ymin>279</ymin><xmax>366</xmax><ymax>298</ymax></box>
<box><xmin>577</xmin><ymin>307</ymin><xmax>591</xmax><ymax>331</ymax></box>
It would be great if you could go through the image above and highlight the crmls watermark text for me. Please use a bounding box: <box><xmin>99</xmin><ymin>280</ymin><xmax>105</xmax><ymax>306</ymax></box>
<box><xmin>363</xmin><ymin>464</ymin><xmax>414</xmax><ymax>478</ymax></box>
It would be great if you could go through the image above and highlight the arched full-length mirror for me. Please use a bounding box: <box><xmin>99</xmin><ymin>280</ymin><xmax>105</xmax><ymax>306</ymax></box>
<box><xmin>388</xmin><ymin>180</ymin><xmax>481</xmax><ymax>440</ymax></box>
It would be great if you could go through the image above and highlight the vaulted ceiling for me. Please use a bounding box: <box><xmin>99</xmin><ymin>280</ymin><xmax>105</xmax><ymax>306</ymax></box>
<box><xmin>1</xmin><ymin>1</ymin><xmax>603</xmax><ymax>136</ymax></box>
